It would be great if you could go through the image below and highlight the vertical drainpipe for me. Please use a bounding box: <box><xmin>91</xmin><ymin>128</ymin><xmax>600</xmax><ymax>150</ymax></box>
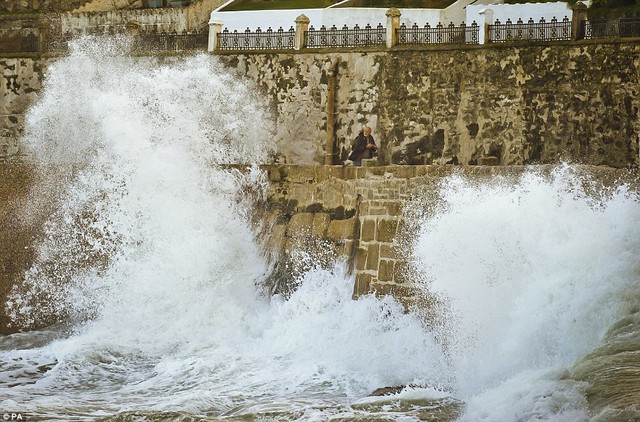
<box><xmin>325</xmin><ymin>56</ymin><xmax>340</xmax><ymax>165</ymax></box>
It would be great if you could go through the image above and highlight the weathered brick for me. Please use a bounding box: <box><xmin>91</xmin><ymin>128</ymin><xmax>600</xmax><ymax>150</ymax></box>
<box><xmin>355</xmin><ymin>247</ymin><xmax>367</xmax><ymax>271</ymax></box>
<box><xmin>369</xmin><ymin>206</ymin><xmax>387</xmax><ymax>215</ymax></box>
<box><xmin>370</xmin><ymin>282</ymin><xmax>415</xmax><ymax>298</ymax></box>
<box><xmin>286</xmin><ymin>213</ymin><xmax>314</xmax><ymax>237</ymax></box>
<box><xmin>312</xmin><ymin>213</ymin><xmax>330</xmax><ymax>237</ymax></box>
<box><xmin>378</xmin><ymin>259</ymin><xmax>395</xmax><ymax>282</ymax></box>
<box><xmin>385</xmin><ymin>201</ymin><xmax>403</xmax><ymax>216</ymax></box>
<box><xmin>327</xmin><ymin>217</ymin><xmax>357</xmax><ymax>241</ymax></box>
<box><xmin>377</xmin><ymin>218</ymin><xmax>398</xmax><ymax>243</ymax></box>
<box><xmin>393</xmin><ymin>260</ymin><xmax>413</xmax><ymax>284</ymax></box>
<box><xmin>360</xmin><ymin>219</ymin><xmax>376</xmax><ymax>242</ymax></box>
<box><xmin>366</xmin><ymin>243</ymin><xmax>379</xmax><ymax>271</ymax></box>
<box><xmin>380</xmin><ymin>244</ymin><xmax>398</xmax><ymax>259</ymax></box>
<box><xmin>354</xmin><ymin>273</ymin><xmax>373</xmax><ymax>297</ymax></box>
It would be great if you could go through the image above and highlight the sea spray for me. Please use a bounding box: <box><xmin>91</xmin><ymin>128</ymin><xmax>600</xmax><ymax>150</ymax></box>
<box><xmin>410</xmin><ymin>165</ymin><xmax>640</xmax><ymax>420</ymax></box>
<box><xmin>7</xmin><ymin>37</ymin><xmax>275</xmax><ymax>330</ymax></box>
<box><xmin>1</xmin><ymin>37</ymin><xmax>448</xmax><ymax>420</ymax></box>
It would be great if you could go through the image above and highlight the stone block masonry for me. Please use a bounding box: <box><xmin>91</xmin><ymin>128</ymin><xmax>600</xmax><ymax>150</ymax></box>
<box><xmin>258</xmin><ymin>164</ymin><xmax>635</xmax><ymax>306</ymax></box>
<box><xmin>217</xmin><ymin>41</ymin><xmax>640</xmax><ymax>168</ymax></box>
<box><xmin>3</xmin><ymin>41</ymin><xmax>640</xmax><ymax>166</ymax></box>
<box><xmin>0</xmin><ymin>58</ymin><xmax>45</xmax><ymax>161</ymax></box>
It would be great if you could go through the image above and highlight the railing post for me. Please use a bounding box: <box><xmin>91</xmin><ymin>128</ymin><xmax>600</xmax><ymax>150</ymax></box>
<box><xmin>295</xmin><ymin>14</ymin><xmax>310</xmax><ymax>50</ymax></box>
<box><xmin>208</xmin><ymin>17</ymin><xmax>223</xmax><ymax>52</ymax></box>
<box><xmin>478</xmin><ymin>8</ymin><xmax>494</xmax><ymax>44</ymax></box>
<box><xmin>386</xmin><ymin>7</ymin><xmax>401</xmax><ymax>48</ymax></box>
<box><xmin>572</xmin><ymin>1</ymin><xmax>588</xmax><ymax>40</ymax></box>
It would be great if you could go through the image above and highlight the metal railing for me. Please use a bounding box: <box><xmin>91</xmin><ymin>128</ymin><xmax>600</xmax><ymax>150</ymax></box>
<box><xmin>583</xmin><ymin>17</ymin><xmax>640</xmax><ymax>39</ymax></box>
<box><xmin>305</xmin><ymin>23</ymin><xmax>385</xmax><ymax>48</ymax></box>
<box><xmin>46</xmin><ymin>30</ymin><xmax>207</xmax><ymax>53</ymax></box>
<box><xmin>489</xmin><ymin>16</ymin><xmax>571</xmax><ymax>43</ymax></box>
<box><xmin>135</xmin><ymin>30</ymin><xmax>208</xmax><ymax>51</ymax></box>
<box><xmin>397</xmin><ymin>21</ymin><xmax>479</xmax><ymax>45</ymax></box>
<box><xmin>218</xmin><ymin>26</ymin><xmax>295</xmax><ymax>50</ymax></box>
<box><xmin>0</xmin><ymin>30</ymin><xmax>40</xmax><ymax>54</ymax></box>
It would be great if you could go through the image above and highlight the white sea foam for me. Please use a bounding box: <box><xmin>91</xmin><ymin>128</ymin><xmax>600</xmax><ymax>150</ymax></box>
<box><xmin>1</xmin><ymin>37</ymin><xmax>445</xmax><ymax>420</ymax></box>
<box><xmin>411</xmin><ymin>167</ymin><xmax>640</xmax><ymax>420</ymax></box>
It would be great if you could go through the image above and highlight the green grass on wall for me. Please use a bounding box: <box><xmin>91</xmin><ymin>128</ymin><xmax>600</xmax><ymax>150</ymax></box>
<box><xmin>222</xmin><ymin>0</ymin><xmax>338</xmax><ymax>11</ymax></box>
<box><xmin>222</xmin><ymin>0</ymin><xmax>455</xmax><ymax>11</ymax></box>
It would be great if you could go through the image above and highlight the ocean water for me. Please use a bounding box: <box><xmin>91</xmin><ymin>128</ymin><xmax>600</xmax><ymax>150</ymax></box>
<box><xmin>1</xmin><ymin>38</ymin><xmax>639</xmax><ymax>421</ymax></box>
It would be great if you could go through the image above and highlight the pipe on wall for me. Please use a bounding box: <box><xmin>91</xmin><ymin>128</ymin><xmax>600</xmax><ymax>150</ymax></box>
<box><xmin>325</xmin><ymin>56</ymin><xmax>340</xmax><ymax>165</ymax></box>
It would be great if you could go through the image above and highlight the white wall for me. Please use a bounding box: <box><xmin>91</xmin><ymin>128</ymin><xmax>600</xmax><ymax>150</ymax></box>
<box><xmin>210</xmin><ymin>9</ymin><xmax>323</xmax><ymax>32</ymax></box>
<box><xmin>210</xmin><ymin>7</ymin><xmax>443</xmax><ymax>32</ymax></box>
<box><xmin>467</xmin><ymin>2</ymin><xmax>573</xmax><ymax>44</ymax></box>
<box><xmin>467</xmin><ymin>2</ymin><xmax>572</xmax><ymax>25</ymax></box>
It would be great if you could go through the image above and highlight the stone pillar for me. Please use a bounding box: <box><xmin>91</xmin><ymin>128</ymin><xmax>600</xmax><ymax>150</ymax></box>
<box><xmin>386</xmin><ymin>7</ymin><xmax>401</xmax><ymax>48</ymax></box>
<box><xmin>208</xmin><ymin>17</ymin><xmax>223</xmax><ymax>52</ymax></box>
<box><xmin>294</xmin><ymin>14</ymin><xmax>310</xmax><ymax>50</ymax></box>
<box><xmin>478</xmin><ymin>8</ymin><xmax>494</xmax><ymax>45</ymax></box>
<box><xmin>572</xmin><ymin>1</ymin><xmax>588</xmax><ymax>40</ymax></box>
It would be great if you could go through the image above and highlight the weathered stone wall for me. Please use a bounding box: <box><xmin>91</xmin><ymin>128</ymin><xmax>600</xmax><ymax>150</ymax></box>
<box><xmin>257</xmin><ymin>163</ymin><xmax>634</xmax><ymax>305</ymax></box>
<box><xmin>61</xmin><ymin>0</ymin><xmax>226</xmax><ymax>33</ymax></box>
<box><xmin>218</xmin><ymin>41</ymin><xmax>640</xmax><ymax>168</ymax></box>
<box><xmin>0</xmin><ymin>58</ymin><xmax>45</xmax><ymax>160</ymax></box>
<box><xmin>0</xmin><ymin>165</ymin><xmax>40</xmax><ymax>334</ymax></box>
<box><xmin>1</xmin><ymin>0</ymin><xmax>91</xmax><ymax>13</ymax></box>
<box><xmin>0</xmin><ymin>163</ymin><xmax>634</xmax><ymax>333</ymax></box>
<box><xmin>2</xmin><ymin>42</ymin><xmax>640</xmax><ymax>166</ymax></box>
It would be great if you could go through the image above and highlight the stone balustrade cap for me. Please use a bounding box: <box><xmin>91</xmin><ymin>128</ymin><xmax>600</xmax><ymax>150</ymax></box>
<box><xmin>572</xmin><ymin>1</ymin><xmax>587</xmax><ymax>10</ymax></box>
<box><xmin>295</xmin><ymin>14</ymin><xmax>310</xmax><ymax>24</ymax></box>
<box><xmin>385</xmin><ymin>7</ymin><xmax>401</xmax><ymax>17</ymax></box>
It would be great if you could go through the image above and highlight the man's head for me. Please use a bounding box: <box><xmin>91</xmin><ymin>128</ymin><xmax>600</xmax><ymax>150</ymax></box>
<box><xmin>363</xmin><ymin>126</ymin><xmax>371</xmax><ymax>136</ymax></box>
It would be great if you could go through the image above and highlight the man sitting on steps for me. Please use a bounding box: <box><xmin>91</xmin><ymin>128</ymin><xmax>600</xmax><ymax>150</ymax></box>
<box><xmin>347</xmin><ymin>125</ymin><xmax>377</xmax><ymax>166</ymax></box>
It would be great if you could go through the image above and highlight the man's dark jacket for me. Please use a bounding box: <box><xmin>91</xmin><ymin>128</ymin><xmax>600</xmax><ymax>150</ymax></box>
<box><xmin>348</xmin><ymin>131</ymin><xmax>376</xmax><ymax>161</ymax></box>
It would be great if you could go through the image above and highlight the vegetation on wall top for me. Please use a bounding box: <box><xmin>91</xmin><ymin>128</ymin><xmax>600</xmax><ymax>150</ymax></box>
<box><xmin>222</xmin><ymin>0</ymin><xmax>339</xmax><ymax>11</ymax></box>
<box><xmin>222</xmin><ymin>0</ymin><xmax>455</xmax><ymax>11</ymax></box>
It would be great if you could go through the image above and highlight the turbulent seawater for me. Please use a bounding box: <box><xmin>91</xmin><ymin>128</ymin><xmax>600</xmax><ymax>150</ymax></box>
<box><xmin>1</xmin><ymin>38</ymin><xmax>639</xmax><ymax>421</ymax></box>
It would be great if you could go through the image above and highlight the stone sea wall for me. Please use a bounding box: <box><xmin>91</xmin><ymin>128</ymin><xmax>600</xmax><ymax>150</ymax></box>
<box><xmin>0</xmin><ymin>57</ymin><xmax>45</xmax><ymax>160</ymax></box>
<box><xmin>62</xmin><ymin>0</ymin><xmax>227</xmax><ymax>32</ymax></box>
<box><xmin>218</xmin><ymin>41</ymin><xmax>640</xmax><ymax>168</ymax></box>
<box><xmin>2</xmin><ymin>41</ymin><xmax>640</xmax><ymax>166</ymax></box>
<box><xmin>0</xmin><ymin>165</ymin><xmax>40</xmax><ymax>334</ymax></box>
<box><xmin>257</xmin><ymin>163</ymin><xmax>633</xmax><ymax>306</ymax></box>
<box><xmin>1</xmin><ymin>0</ymin><xmax>91</xmax><ymax>13</ymax></box>
<box><xmin>0</xmin><ymin>163</ymin><xmax>634</xmax><ymax>335</ymax></box>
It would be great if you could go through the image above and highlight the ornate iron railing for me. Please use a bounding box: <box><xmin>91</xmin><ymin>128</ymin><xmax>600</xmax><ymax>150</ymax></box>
<box><xmin>489</xmin><ymin>16</ymin><xmax>571</xmax><ymax>43</ymax></box>
<box><xmin>135</xmin><ymin>30</ymin><xmax>208</xmax><ymax>51</ymax></box>
<box><xmin>397</xmin><ymin>21</ymin><xmax>479</xmax><ymax>45</ymax></box>
<box><xmin>46</xmin><ymin>30</ymin><xmax>207</xmax><ymax>53</ymax></box>
<box><xmin>582</xmin><ymin>17</ymin><xmax>640</xmax><ymax>39</ymax></box>
<box><xmin>0</xmin><ymin>30</ymin><xmax>40</xmax><ymax>54</ymax></box>
<box><xmin>217</xmin><ymin>26</ymin><xmax>295</xmax><ymax>50</ymax></box>
<box><xmin>305</xmin><ymin>23</ymin><xmax>385</xmax><ymax>48</ymax></box>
